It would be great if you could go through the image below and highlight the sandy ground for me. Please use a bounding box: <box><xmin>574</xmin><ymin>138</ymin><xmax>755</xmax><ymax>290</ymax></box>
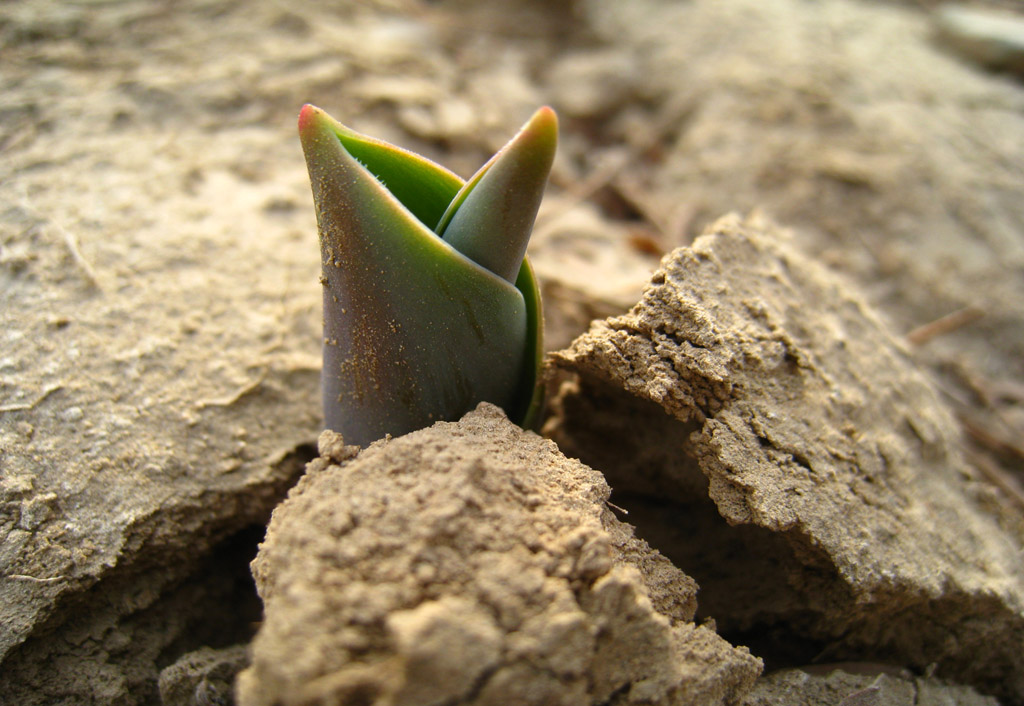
<box><xmin>2</xmin><ymin>0</ymin><xmax>1023</xmax><ymax>703</ymax></box>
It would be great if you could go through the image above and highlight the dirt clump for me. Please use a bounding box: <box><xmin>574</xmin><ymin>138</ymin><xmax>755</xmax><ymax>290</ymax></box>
<box><xmin>237</xmin><ymin>404</ymin><xmax>762</xmax><ymax>706</ymax></box>
<box><xmin>548</xmin><ymin>214</ymin><xmax>1024</xmax><ymax>703</ymax></box>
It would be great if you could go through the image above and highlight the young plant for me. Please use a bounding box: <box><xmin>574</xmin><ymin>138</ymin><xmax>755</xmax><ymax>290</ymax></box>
<box><xmin>299</xmin><ymin>104</ymin><xmax>557</xmax><ymax>447</ymax></box>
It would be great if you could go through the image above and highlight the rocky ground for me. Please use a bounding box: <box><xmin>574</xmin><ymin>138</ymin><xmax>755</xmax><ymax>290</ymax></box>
<box><xmin>2</xmin><ymin>0</ymin><xmax>1023</xmax><ymax>704</ymax></box>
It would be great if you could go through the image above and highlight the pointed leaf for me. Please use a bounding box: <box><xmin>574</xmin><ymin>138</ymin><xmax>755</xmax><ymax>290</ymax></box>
<box><xmin>435</xmin><ymin>106</ymin><xmax>557</xmax><ymax>283</ymax></box>
<box><xmin>300</xmin><ymin>105</ymin><xmax>463</xmax><ymax>231</ymax></box>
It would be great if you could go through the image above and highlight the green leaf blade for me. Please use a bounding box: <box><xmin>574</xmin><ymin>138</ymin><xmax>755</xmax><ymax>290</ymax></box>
<box><xmin>436</xmin><ymin>106</ymin><xmax>558</xmax><ymax>283</ymax></box>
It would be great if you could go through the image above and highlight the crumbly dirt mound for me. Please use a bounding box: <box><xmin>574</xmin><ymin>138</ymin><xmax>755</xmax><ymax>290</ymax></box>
<box><xmin>548</xmin><ymin>214</ymin><xmax>1024</xmax><ymax>703</ymax></box>
<box><xmin>237</xmin><ymin>404</ymin><xmax>761</xmax><ymax>706</ymax></box>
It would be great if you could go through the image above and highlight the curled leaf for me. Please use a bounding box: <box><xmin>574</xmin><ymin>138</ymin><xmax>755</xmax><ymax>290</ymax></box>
<box><xmin>299</xmin><ymin>105</ymin><xmax>554</xmax><ymax>446</ymax></box>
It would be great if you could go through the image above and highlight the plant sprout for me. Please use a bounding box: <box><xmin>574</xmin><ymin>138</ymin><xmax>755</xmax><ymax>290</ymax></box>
<box><xmin>299</xmin><ymin>104</ymin><xmax>557</xmax><ymax>447</ymax></box>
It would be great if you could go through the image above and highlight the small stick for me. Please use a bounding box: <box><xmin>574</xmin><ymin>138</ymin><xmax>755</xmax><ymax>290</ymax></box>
<box><xmin>906</xmin><ymin>305</ymin><xmax>984</xmax><ymax>345</ymax></box>
<box><xmin>960</xmin><ymin>414</ymin><xmax>1024</xmax><ymax>464</ymax></box>
<box><xmin>17</xmin><ymin>190</ymin><xmax>104</xmax><ymax>292</ymax></box>
<box><xmin>0</xmin><ymin>384</ymin><xmax>62</xmax><ymax>413</ymax></box>
<box><xmin>968</xmin><ymin>451</ymin><xmax>1024</xmax><ymax>512</ymax></box>
<box><xmin>5</xmin><ymin>574</ymin><xmax>66</xmax><ymax>583</ymax></box>
<box><xmin>839</xmin><ymin>676</ymin><xmax>883</xmax><ymax>706</ymax></box>
<box><xmin>605</xmin><ymin>499</ymin><xmax>629</xmax><ymax>515</ymax></box>
<box><xmin>56</xmin><ymin>222</ymin><xmax>104</xmax><ymax>292</ymax></box>
<box><xmin>196</xmin><ymin>371</ymin><xmax>267</xmax><ymax>409</ymax></box>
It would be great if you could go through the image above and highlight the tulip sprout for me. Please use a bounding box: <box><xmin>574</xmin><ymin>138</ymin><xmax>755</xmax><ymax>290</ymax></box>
<box><xmin>299</xmin><ymin>105</ymin><xmax>557</xmax><ymax>446</ymax></box>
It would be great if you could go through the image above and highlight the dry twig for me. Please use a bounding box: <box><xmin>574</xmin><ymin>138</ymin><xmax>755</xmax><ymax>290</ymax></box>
<box><xmin>906</xmin><ymin>305</ymin><xmax>984</xmax><ymax>345</ymax></box>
